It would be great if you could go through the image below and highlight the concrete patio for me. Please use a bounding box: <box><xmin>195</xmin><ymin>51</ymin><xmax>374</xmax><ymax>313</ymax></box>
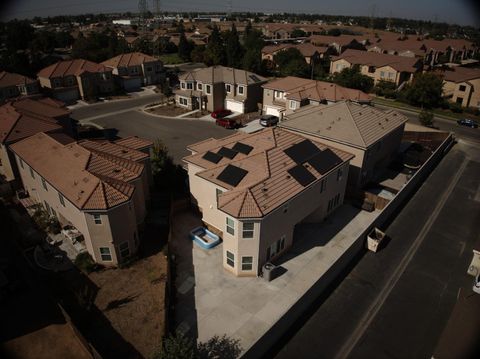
<box><xmin>171</xmin><ymin>204</ymin><xmax>378</xmax><ymax>353</ymax></box>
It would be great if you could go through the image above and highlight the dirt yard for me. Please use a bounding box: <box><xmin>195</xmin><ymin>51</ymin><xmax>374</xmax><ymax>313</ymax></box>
<box><xmin>147</xmin><ymin>104</ymin><xmax>191</xmax><ymax>117</ymax></box>
<box><xmin>89</xmin><ymin>253</ymin><xmax>168</xmax><ymax>358</ymax></box>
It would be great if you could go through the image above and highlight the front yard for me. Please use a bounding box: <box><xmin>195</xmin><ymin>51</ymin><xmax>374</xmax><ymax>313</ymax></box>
<box><xmin>147</xmin><ymin>104</ymin><xmax>209</xmax><ymax>118</ymax></box>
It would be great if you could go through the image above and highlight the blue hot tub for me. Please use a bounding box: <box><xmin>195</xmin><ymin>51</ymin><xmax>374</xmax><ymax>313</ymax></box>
<box><xmin>189</xmin><ymin>226</ymin><xmax>221</xmax><ymax>249</ymax></box>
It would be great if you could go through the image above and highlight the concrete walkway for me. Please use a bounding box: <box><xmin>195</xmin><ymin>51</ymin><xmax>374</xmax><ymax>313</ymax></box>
<box><xmin>171</xmin><ymin>205</ymin><xmax>378</xmax><ymax>353</ymax></box>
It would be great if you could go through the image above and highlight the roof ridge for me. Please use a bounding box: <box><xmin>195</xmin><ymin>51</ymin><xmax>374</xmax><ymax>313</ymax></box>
<box><xmin>80</xmin><ymin>179</ymin><xmax>101</xmax><ymax>208</ymax></box>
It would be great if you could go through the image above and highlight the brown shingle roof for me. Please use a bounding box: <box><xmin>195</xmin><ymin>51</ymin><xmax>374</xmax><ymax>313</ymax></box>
<box><xmin>10</xmin><ymin>133</ymin><xmax>147</xmax><ymax>210</ymax></box>
<box><xmin>37</xmin><ymin>59</ymin><xmax>110</xmax><ymax>79</ymax></box>
<box><xmin>281</xmin><ymin>101</ymin><xmax>408</xmax><ymax>148</ymax></box>
<box><xmin>0</xmin><ymin>71</ymin><xmax>37</xmax><ymax>88</ymax></box>
<box><xmin>185</xmin><ymin>128</ymin><xmax>353</xmax><ymax>218</ymax></box>
<box><xmin>440</xmin><ymin>67</ymin><xmax>480</xmax><ymax>83</ymax></box>
<box><xmin>101</xmin><ymin>52</ymin><xmax>159</xmax><ymax>68</ymax></box>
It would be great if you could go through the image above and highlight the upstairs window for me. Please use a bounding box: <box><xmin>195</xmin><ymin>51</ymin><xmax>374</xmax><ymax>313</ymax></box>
<box><xmin>459</xmin><ymin>85</ymin><xmax>466</xmax><ymax>92</ymax></box>
<box><xmin>242</xmin><ymin>222</ymin><xmax>254</xmax><ymax>239</ymax></box>
<box><xmin>226</xmin><ymin>217</ymin><xmax>235</xmax><ymax>235</ymax></box>
<box><xmin>238</xmin><ymin>86</ymin><xmax>245</xmax><ymax>95</ymax></box>
<box><xmin>41</xmin><ymin>177</ymin><xmax>48</xmax><ymax>191</ymax></box>
<box><xmin>205</xmin><ymin>84</ymin><xmax>212</xmax><ymax>95</ymax></box>
<box><xmin>59</xmin><ymin>193</ymin><xmax>65</xmax><ymax>207</ymax></box>
<box><xmin>225</xmin><ymin>84</ymin><xmax>232</xmax><ymax>93</ymax></box>
<box><xmin>100</xmin><ymin>247</ymin><xmax>112</xmax><ymax>261</ymax></box>
<box><xmin>93</xmin><ymin>214</ymin><xmax>102</xmax><ymax>225</ymax></box>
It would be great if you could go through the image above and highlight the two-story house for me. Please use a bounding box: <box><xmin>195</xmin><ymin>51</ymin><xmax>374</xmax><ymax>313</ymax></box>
<box><xmin>262</xmin><ymin>76</ymin><xmax>371</xmax><ymax>119</ymax></box>
<box><xmin>175</xmin><ymin>66</ymin><xmax>267</xmax><ymax>114</ymax></box>
<box><xmin>184</xmin><ymin>128</ymin><xmax>353</xmax><ymax>276</ymax></box>
<box><xmin>330</xmin><ymin>49</ymin><xmax>423</xmax><ymax>88</ymax></box>
<box><xmin>11</xmin><ymin>132</ymin><xmax>153</xmax><ymax>265</ymax></box>
<box><xmin>37</xmin><ymin>59</ymin><xmax>114</xmax><ymax>103</ymax></box>
<box><xmin>0</xmin><ymin>71</ymin><xmax>39</xmax><ymax>102</ymax></box>
<box><xmin>102</xmin><ymin>52</ymin><xmax>164</xmax><ymax>91</ymax></box>
<box><xmin>280</xmin><ymin>101</ymin><xmax>408</xmax><ymax>190</ymax></box>
<box><xmin>440</xmin><ymin>67</ymin><xmax>480</xmax><ymax>108</ymax></box>
<box><xmin>261</xmin><ymin>43</ymin><xmax>332</xmax><ymax>66</ymax></box>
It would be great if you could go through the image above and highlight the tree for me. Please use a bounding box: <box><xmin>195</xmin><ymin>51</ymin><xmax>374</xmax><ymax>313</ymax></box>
<box><xmin>152</xmin><ymin>332</ymin><xmax>195</xmax><ymax>359</ymax></box>
<box><xmin>332</xmin><ymin>66</ymin><xmax>374</xmax><ymax>93</ymax></box>
<box><xmin>225</xmin><ymin>24</ymin><xmax>244</xmax><ymax>68</ymax></box>
<box><xmin>197</xmin><ymin>335</ymin><xmax>242</xmax><ymax>359</ymax></box>
<box><xmin>418</xmin><ymin>109</ymin><xmax>435</xmax><ymax>127</ymax></box>
<box><xmin>242</xmin><ymin>29</ymin><xmax>264</xmax><ymax>74</ymax></box>
<box><xmin>178</xmin><ymin>31</ymin><xmax>194</xmax><ymax>62</ymax></box>
<box><xmin>374</xmin><ymin>80</ymin><xmax>397</xmax><ymax>98</ymax></box>
<box><xmin>401</xmin><ymin>73</ymin><xmax>444</xmax><ymax>109</ymax></box>
<box><xmin>191</xmin><ymin>45</ymin><xmax>206</xmax><ymax>63</ymax></box>
<box><xmin>291</xmin><ymin>28</ymin><xmax>307</xmax><ymax>38</ymax></box>
<box><xmin>273</xmin><ymin>48</ymin><xmax>309</xmax><ymax>77</ymax></box>
<box><xmin>327</xmin><ymin>28</ymin><xmax>342</xmax><ymax>36</ymax></box>
<box><xmin>204</xmin><ymin>25</ymin><xmax>226</xmax><ymax>66</ymax></box>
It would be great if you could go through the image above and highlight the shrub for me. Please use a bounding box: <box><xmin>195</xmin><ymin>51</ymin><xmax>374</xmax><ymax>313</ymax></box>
<box><xmin>419</xmin><ymin>110</ymin><xmax>434</xmax><ymax>127</ymax></box>
<box><xmin>449</xmin><ymin>102</ymin><xmax>463</xmax><ymax>113</ymax></box>
<box><xmin>75</xmin><ymin>252</ymin><xmax>97</xmax><ymax>273</ymax></box>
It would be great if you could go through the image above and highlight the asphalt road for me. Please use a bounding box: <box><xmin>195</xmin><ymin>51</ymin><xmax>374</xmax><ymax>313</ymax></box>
<box><xmin>274</xmin><ymin>140</ymin><xmax>480</xmax><ymax>359</ymax></box>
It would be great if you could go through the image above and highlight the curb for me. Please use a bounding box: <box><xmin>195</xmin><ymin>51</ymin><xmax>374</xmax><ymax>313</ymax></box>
<box><xmin>372</xmin><ymin>100</ymin><xmax>458</xmax><ymax>122</ymax></box>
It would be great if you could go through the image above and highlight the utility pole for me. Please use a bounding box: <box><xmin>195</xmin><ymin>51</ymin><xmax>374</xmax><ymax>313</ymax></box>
<box><xmin>369</xmin><ymin>3</ymin><xmax>377</xmax><ymax>30</ymax></box>
<box><xmin>138</xmin><ymin>0</ymin><xmax>148</xmax><ymax>35</ymax></box>
<box><xmin>152</xmin><ymin>0</ymin><xmax>161</xmax><ymax>58</ymax></box>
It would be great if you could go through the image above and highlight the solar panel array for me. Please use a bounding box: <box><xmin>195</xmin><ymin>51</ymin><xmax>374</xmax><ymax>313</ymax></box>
<box><xmin>308</xmin><ymin>149</ymin><xmax>343</xmax><ymax>175</ymax></box>
<box><xmin>284</xmin><ymin>140</ymin><xmax>322</xmax><ymax>164</ymax></box>
<box><xmin>232</xmin><ymin>142</ymin><xmax>253</xmax><ymax>155</ymax></box>
<box><xmin>217</xmin><ymin>146</ymin><xmax>238</xmax><ymax>159</ymax></box>
<box><xmin>217</xmin><ymin>165</ymin><xmax>248</xmax><ymax>187</ymax></box>
<box><xmin>202</xmin><ymin>151</ymin><xmax>222</xmax><ymax>164</ymax></box>
<box><xmin>288</xmin><ymin>165</ymin><xmax>316</xmax><ymax>187</ymax></box>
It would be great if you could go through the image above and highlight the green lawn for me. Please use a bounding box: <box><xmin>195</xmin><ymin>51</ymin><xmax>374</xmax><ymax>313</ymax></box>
<box><xmin>159</xmin><ymin>53</ymin><xmax>184</xmax><ymax>65</ymax></box>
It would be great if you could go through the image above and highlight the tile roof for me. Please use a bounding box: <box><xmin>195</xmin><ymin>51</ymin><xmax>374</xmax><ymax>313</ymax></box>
<box><xmin>262</xmin><ymin>43</ymin><xmax>329</xmax><ymax>57</ymax></box>
<box><xmin>0</xmin><ymin>71</ymin><xmax>37</xmax><ymax>88</ymax></box>
<box><xmin>10</xmin><ymin>133</ymin><xmax>147</xmax><ymax>210</ymax></box>
<box><xmin>101</xmin><ymin>52</ymin><xmax>160</xmax><ymax>68</ymax></box>
<box><xmin>114</xmin><ymin>136</ymin><xmax>153</xmax><ymax>150</ymax></box>
<box><xmin>179</xmin><ymin>66</ymin><xmax>267</xmax><ymax>85</ymax></box>
<box><xmin>11</xmin><ymin>98</ymin><xmax>70</xmax><ymax>120</ymax></box>
<box><xmin>310</xmin><ymin>35</ymin><xmax>366</xmax><ymax>47</ymax></box>
<box><xmin>79</xmin><ymin>139</ymin><xmax>149</xmax><ymax>162</ymax></box>
<box><xmin>280</xmin><ymin>101</ymin><xmax>408</xmax><ymax>148</ymax></box>
<box><xmin>439</xmin><ymin>67</ymin><xmax>480</xmax><ymax>83</ymax></box>
<box><xmin>263</xmin><ymin>76</ymin><xmax>371</xmax><ymax>103</ymax></box>
<box><xmin>37</xmin><ymin>59</ymin><xmax>110</xmax><ymax>79</ymax></box>
<box><xmin>184</xmin><ymin>128</ymin><xmax>353</xmax><ymax>218</ymax></box>
<box><xmin>332</xmin><ymin>49</ymin><xmax>421</xmax><ymax>73</ymax></box>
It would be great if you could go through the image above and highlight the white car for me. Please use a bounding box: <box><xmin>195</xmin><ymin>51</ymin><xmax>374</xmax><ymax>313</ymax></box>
<box><xmin>474</xmin><ymin>275</ymin><xmax>480</xmax><ymax>295</ymax></box>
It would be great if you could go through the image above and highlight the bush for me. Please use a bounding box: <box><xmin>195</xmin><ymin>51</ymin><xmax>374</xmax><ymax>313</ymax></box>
<box><xmin>449</xmin><ymin>102</ymin><xmax>463</xmax><ymax>113</ymax></box>
<box><xmin>75</xmin><ymin>252</ymin><xmax>97</xmax><ymax>273</ymax></box>
<box><xmin>465</xmin><ymin>107</ymin><xmax>480</xmax><ymax>116</ymax></box>
<box><xmin>374</xmin><ymin>80</ymin><xmax>397</xmax><ymax>98</ymax></box>
<box><xmin>419</xmin><ymin>110</ymin><xmax>434</xmax><ymax>127</ymax></box>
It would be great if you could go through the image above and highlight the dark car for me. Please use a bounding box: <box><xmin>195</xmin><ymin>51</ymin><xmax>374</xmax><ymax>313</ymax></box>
<box><xmin>259</xmin><ymin>115</ymin><xmax>279</xmax><ymax>127</ymax></box>
<box><xmin>216</xmin><ymin>117</ymin><xmax>237</xmax><ymax>129</ymax></box>
<box><xmin>457</xmin><ymin>118</ymin><xmax>478</xmax><ymax>128</ymax></box>
<box><xmin>211</xmin><ymin>109</ymin><xmax>232</xmax><ymax>119</ymax></box>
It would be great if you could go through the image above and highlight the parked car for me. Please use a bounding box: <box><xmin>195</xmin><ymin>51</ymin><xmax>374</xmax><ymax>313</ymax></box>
<box><xmin>211</xmin><ymin>109</ymin><xmax>232</xmax><ymax>119</ymax></box>
<box><xmin>259</xmin><ymin>115</ymin><xmax>279</xmax><ymax>127</ymax></box>
<box><xmin>457</xmin><ymin>118</ymin><xmax>478</xmax><ymax>128</ymax></box>
<box><xmin>474</xmin><ymin>275</ymin><xmax>480</xmax><ymax>295</ymax></box>
<box><xmin>216</xmin><ymin>117</ymin><xmax>237</xmax><ymax>129</ymax></box>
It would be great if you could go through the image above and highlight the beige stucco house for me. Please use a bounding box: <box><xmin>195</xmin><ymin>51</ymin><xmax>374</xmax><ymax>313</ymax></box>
<box><xmin>440</xmin><ymin>67</ymin><xmax>480</xmax><ymax>108</ymax></box>
<box><xmin>184</xmin><ymin>128</ymin><xmax>353</xmax><ymax>276</ymax></box>
<box><xmin>330</xmin><ymin>49</ymin><xmax>423</xmax><ymax>88</ymax></box>
<box><xmin>0</xmin><ymin>71</ymin><xmax>39</xmax><ymax>102</ymax></box>
<box><xmin>261</xmin><ymin>43</ymin><xmax>331</xmax><ymax>66</ymax></box>
<box><xmin>10</xmin><ymin>133</ymin><xmax>153</xmax><ymax>266</ymax></box>
<box><xmin>280</xmin><ymin>101</ymin><xmax>408</xmax><ymax>190</ymax></box>
<box><xmin>102</xmin><ymin>52</ymin><xmax>164</xmax><ymax>91</ymax></box>
<box><xmin>262</xmin><ymin>76</ymin><xmax>371</xmax><ymax>119</ymax></box>
<box><xmin>174</xmin><ymin>66</ymin><xmax>267</xmax><ymax>114</ymax></box>
<box><xmin>37</xmin><ymin>59</ymin><xmax>114</xmax><ymax>103</ymax></box>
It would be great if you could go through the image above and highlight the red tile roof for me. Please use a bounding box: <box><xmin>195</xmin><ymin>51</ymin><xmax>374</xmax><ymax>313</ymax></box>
<box><xmin>0</xmin><ymin>71</ymin><xmax>37</xmax><ymax>88</ymax></box>
<box><xmin>101</xmin><ymin>52</ymin><xmax>160</xmax><ymax>68</ymax></box>
<box><xmin>37</xmin><ymin>59</ymin><xmax>110</xmax><ymax>79</ymax></box>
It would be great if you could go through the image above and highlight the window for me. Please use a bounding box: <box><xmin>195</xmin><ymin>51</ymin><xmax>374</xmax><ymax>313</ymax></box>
<box><xmin>242</xmin><ymin>222</ymin><xmax>254</xmax><ymax>239</ymax></box>
<box><xmin>119</xmin><ymin>242</ymin><xmax>130</xmax><ymax>258</ymax></box>
<box><xmin>456</xmin><ymin>97</ymin><xmax>463</xmax><ymax>104</ymax></box>
<box><xmin>274</xmin><ymin>90</ymin><xmax>284</xmax><ymax>99</ymax></box>
<box><xmin>19</xmin><ymin>158</ymin><xmax>24</xmax><ymax>169</ymax></box>
<box><xmin>226</xmin><ymin>217</ymin><xmax>234</xmax><ymax>235</ymax></box>
<box><xmin>226</xmin><ymin>251</ymin><xmax>235</xmax><ymax>267</ymax></box>
<box><xmin>132</xmin><ymin>66</ymin><xmax>139</xmax><ymax>74</ymax></box>
<box><xmin>179</xmin><ymin>97</ymin><xmax>188</xmax><ymax>106</ymax></box>
<box><xmin>197</xmin><ymin>82</ymin><xmax>203</xmax><ymax>90</ymax></box>
<box><xmin>241</xmin><ymin>256</ymin><xmax>253</xmax><ymax>271</ymax></box>
<box><xmin>289</xmin><ymin>100</ymin><xmax>297</xmax><ymax>110</ymax></box>
<box><xmin>238</xmin><ymin>86</ymin><xmax>244</xmax><ymax>95</ymax></box>
<box><xmin>337</xmin><ymin>168</ymin><xmax>343</xmax><ymax>181</ymax></box>
<box><xmin>205</xmin><ymin>84</ymin><xmax>212</xmax><ymax>94</ymax></box>
<box><xmin>320</xmin><ymin>179</ymin><xmax>326</xmax><ymax>193</ymax></box>
<box><xmin>93</xmin><ymin>214</ymin><xmax>102</xmax><ymax>225</ymax></box>
<box><xmin>100</xmin><ymin>247</ymin><xmax>112</xmax><ymax>261</ymax></box>
<box><xmin>225</xmin><ymin>84</ymin><xmax>232</xmax><ymax>93</ymax></box>
<box><xmin>59</xmin><ymin>193</ymin><xmax>65</xmax><ymax>207</ymax></box>
<box><xmin>380</xmin><ymin>71</ymin><xmax>385</xmax><ymax>78</ymax></box>
<box><xmin>388</xmin><ymin>72</ymin><xmax>394</xmax><ymax>79</ymax></box>
<box><xmin>41</xmin><ymin>177</ymin><xmax>48</xmax><ymax>191</ymax></box>
<box><xmin>181</xmin><ymin>82</ymin><xmax>186</xmax><ymax>89</ymax></box>
<box><xmin>50</xmin><ymin>208</ymin><xmax>57</xmax><ymax>218</ymax></box>
<box><xmin>216</xmin><ymin>188</ymin><xmax>223</xmax><ymax>204</ymax></box>
<box><xmin>146</xmin><ymin>66</ymin><xmax>153</xmax><ymax>72</ymax></box>
<box><xmin>44</xmin><ymin>201</ymin><xmax>51</xmax><ymax>215</ymax></box>
<box><xmin>30</xmin><ymin>167</ymin><xmax>35</xmax><ymax>179</ymax></box>
<box><xmin>186</xmin><ymin>82</ymin><xmax>193</xmax><ymax>90</ymax></box>
<box><xmin>459</xmin><ymin>85</ymin><xmax>466</xmax><ymax>92</ymax></box>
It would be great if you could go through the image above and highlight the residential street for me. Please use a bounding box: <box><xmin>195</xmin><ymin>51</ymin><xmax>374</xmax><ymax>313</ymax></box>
<box><xmin>274</xmin><ymin>140</ymin><xmax>480</xmax><ymax>359</ymax></box>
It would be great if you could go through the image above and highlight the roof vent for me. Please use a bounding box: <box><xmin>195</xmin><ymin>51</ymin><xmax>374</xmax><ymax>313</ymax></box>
<box><xmin>73</xmin><ymin>180</ymin><xmax>78</xmax><ymax>186</ymax></box>
<box><xmin>263</xmin><ymin>188</ymin><xmax>268</xmax><ymax>192</ymax></box>
<box><xmin>327</xmin><ymin>126</ymin><xmax>332</xmax><ymax>130</ymax></box>
<box><xmin>82</xmin><ymin>178</ymin><xmax>89</xmax><ymax>183</ymax></box>
<box><xmin>121</xmin><ymin>149</ymin><xmax>128</xmax><ymax>153</ymax></box>
<box><xmin>286</xmin><ymin>175</ymin><xmax>291</xmax><ymax>179</ymax></box>
<box><xmin>113</xmin><ymin>168</ymin><xmax>121</xmax><ymax>173</ymax></box>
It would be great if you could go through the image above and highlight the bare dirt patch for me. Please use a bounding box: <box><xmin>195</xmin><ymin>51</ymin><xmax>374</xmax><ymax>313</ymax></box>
<box><xmin>147</xmin><ymin>104</ymin><xmax>191</xmax><ymax>117</ymax></box>
<box><xmin>89</xmin><ymin>253</ymin><xmax>168</xmax><ymax>358</ymax></box>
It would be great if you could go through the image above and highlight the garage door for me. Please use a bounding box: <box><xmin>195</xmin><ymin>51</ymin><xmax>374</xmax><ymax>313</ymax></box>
<box><xmin>123</xmin><ymin>77</ymin><xmax>142</xmax><ymax>92</ymax></box>
<box><xmin>225</xmin><ymin>100</ymin><xmax>244</xmax><ymax>113</ymax></box>
<box><xmin>265</xmin><ymin>106</ymin><xmax>282</xmax><ymax>119</ymax></box>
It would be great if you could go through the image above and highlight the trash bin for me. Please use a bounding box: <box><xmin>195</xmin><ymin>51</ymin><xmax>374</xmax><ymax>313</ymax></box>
<box><xmin>263</xmin><ymin>262</ymin><xmax>276</xmax><ymax>282</ymax></box>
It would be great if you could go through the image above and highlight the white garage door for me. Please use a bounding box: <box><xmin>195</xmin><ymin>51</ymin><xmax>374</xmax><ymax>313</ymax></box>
<box><xmin>265</xmin><ymin>106</ymin><xmax>282</xmax><ymax>119</ymax></box>
<box><xmin>225</xmin><ymin>100</ymin><xmax>244</xmax><ymax>113</ymax></box>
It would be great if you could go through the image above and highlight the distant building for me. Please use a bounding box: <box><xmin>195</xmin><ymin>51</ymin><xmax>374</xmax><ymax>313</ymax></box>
<box><xmin>0</xmin><ymin>71</ymin><xmax>39</xmax><ymax>102</ymax></box>
<box><xmin>309</xmin><ymin>35</ymin><xmax>367</xmax><ymax>54</ymax></box>
<box><xmin>262</xmin><ymin>43</ymin><xmax>332</xmax><ymax>66</ymax></box>
<box><xmin>37</xmin><ymin>59</ymin><xmax>114</xmax><ymax>103</ymax></box>
<box><xmin>440</xmin><ymin>67</ymin><xmax>480</xmax><ymax>108</ymax></box>
<box><xmin>175</xmin><ymin>66</ymin><xmax>267</xmax><ymax>113</ymax></box>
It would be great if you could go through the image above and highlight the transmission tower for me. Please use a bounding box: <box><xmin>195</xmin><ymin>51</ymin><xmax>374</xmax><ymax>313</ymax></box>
<box><xmin>138</xmin><ymin>0</ymin><xmax>148</xmax><ymax>35</ymax></box>
<box><xmin>153</xmin><ymin>0</ymin><xmax>161</xmax><ymax>17</ymax></box>
<box><xmin>369</xmin><ymin>3</ymin><xmax>377</xmax><ymax>30</ymax></box>
<box><xmin>228</xmin><ymin>0</ymin><xmax>233</xmax><ymax>15</ymax></box>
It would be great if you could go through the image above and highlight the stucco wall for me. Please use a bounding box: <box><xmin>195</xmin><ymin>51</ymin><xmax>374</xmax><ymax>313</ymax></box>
<box><xmin>0</xmin><ymin>144</ymin><xmax>15</xmax><ymax>181</ymax></box>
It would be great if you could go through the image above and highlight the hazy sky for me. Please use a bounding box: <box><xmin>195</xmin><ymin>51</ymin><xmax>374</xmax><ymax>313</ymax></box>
<box><xmin>1</xmin><ymin>0</ymin><xmax>479</xmax><ymax>27</ymax></box>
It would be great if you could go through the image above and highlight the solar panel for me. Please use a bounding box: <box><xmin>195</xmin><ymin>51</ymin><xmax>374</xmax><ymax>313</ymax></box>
<box><xmin>284</xmin><ymin>140</ymin><xmax>322</xmax><ymax>164</ymax></box>
<box><xmin>249</xmin><ymin>74</ymin><xmax>261</xmax><ymax>83</ymax></box>
<box><xmin>308</xmin><ymin>149</ymin><xmax>343</xmax><ymax>175</ymax></box>
<box><xmin>217</xmin><ymin>146</ymin><xmax>238</xmax><ymax>159</ymax></box>
<box><xmin>232</xmin><ymin>142</ymin><xmax>253</xmax><ymax>155</ymax></box>
<box><xmin>217</xmin><ymin>165</ymin><xmax>248</xmax><ymax>186</ymax></box>
<box><xmin>288</xmin><ymin>165</ymin><xmax>316</xmax><ymax>187</ymax></box>
<box><xmin>202</xmin><ymin>151</ymin><xmax>222</xmax><ymax>164</ymax></box>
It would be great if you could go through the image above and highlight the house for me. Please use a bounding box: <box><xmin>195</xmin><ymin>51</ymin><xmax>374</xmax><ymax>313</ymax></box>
<box><xmin>261</xmin><ymin>43</ymin><xmax>331</xmax><ymax>66</ymax></box>
<box><xmin>309</xmin><ymin>35</ymin><xmax>367</xmax><ymax>54</ymax></box>
<box><xmin>0</xmin><ymin>98</ymin><xmax>74</xmax><ymax>182</ymax></box>
<box><xmin>262</xmin><ymin>76</ymin><xmax>371</xmax><ymax>119</ymax></box>
<box><xmin>37</xmin><ymin>59</ymin><xmax>114</xmax><ymax>103</ymax></box>
<box><xmin>262</xmin><ymin>23</ymin><xmax>324</xmax><ymax>39</ymax></box>
<box><xmin>102</xmin><ymin>52</ymin><xmax>164</xmax><ymax>91</ymax></box>
<box><xmin>184</xmin><ymin>127</ymin><xmax>353</xmax><ymax>276</ymax></box>
<box><xmin>10</xmin><ymin>133</ymin><xmax>153</xmax><ymax>266</ymax></box>
<box><xmin>280</xmin><ymin>101</ymin><xmax>408</xmax><ymax>190</ymax></box>
<box><xmin>330</xmin><ymin>49</ymin><xmax>423</xmax><ymax>88</ymax></box>
<box><xmin>440</xmin><ymin>67</ymin><xmax>480</xmax><ymax>108</ymax></box>
<box><xmin>175</xmin><ymin>66</ymin><xmax>267</xmax><ymax>113</ymax></box>
<box><xmin>0</xmin><ymin>71</ymin><xmax>39</xmax><ymax>102</ymax></box>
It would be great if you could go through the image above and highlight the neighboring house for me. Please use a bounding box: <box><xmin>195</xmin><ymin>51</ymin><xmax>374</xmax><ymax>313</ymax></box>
<box><xmin>280</xmin><ymin>101</ymin><xmax>408</xmax><ymax>190</ymax></box>
<box><xmin>262</xmin><ymin>76</ymin><xmax>371</xmax><ymax>119</ymax></box>
<box><xmin>262</xmin><ymin>23</ymin><xmax>324</xmax><ymax>39</ymax></box>
<box><xmin>10</xmin><ymin>132</ymin><xmax>153</xmax><ymax>266</ymax></box>
<box><xmin>261</xmin><ymin>43</ymin><xmax>332</xmax><ymax>66</ymax></box>
<box><xmin>0</xmin><ymin>98</ymin><xmax>74</xmax><ymax>182</ymax></box>
<box><xmin>184</xmin><ymin>128</ymin><xmax>353</xmax><ymax>276</ymax></box>
<box><xmin>37</xmin><ymin>59</ymin><xmax>114</xmax><ymax>103</ymax></box>
<box><xmin>440</xmin><ymin>67</ymin><xmax>480</xmax><ymax>108</ymax></box>
<box><xmin>330</xmin><ymin>49</ymin><xmax>423</xmax><ymax>88</ymax></box>
<box><xmin>309</xmin><ymin>35</ymin><xmax>367</xmax><ymax>54</ymax></box>
<box><xmin>175</xmin><ymin>66</ymin><xmax>267</xmax><ymax>113</ymax></box>
<box><xmin>0</xmin><ymin>71</ymin><xmax>39</xmax><ymax>102</ymax></box>
<box><xmin>102</xmin><ymin>52</ymin><xmax>164</xmax><ymax>91</ymax></box>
